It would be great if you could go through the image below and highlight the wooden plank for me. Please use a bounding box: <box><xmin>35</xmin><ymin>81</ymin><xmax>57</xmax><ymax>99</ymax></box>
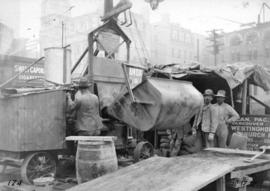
<box><xmin>194</xmin><ymin>150</ymin><xmax>270</xmax><ymax>172</ymax></box>
<box><xmin>65</xmin><ymin>136</ymin><xmax>117</xmax><ymax>142</ymax></box>
<box><xmin>68</xmin><ymin>149</ymin><xmax>270</xmax><ymax>191</ymax></box>
<box><xmin>242</xmin><ymin>80</ymin><xmax>248</xmax><ymax>115</ymax></box>
<box><xmin>204</xmin><ymin>148</ymin><xmax>260</xmax><ymax>157</ymax></box>
<box><xmin>194</xmin><ymin>149</ymin><xmax>270</xmax><ymax>178</ymax></box>
<box><xmin>231</xmin><ymin>162</ymin><xmax>270</xmax><ymax>178</ymax></box>
<box><xmin>0</xmin><ymin>90</ymin><xmax>66</xmax><ymax>152</ymax></box>
<box><xmin>67</xmin><ymin>156</ymin><xmax>234</xmax><ymax>191</ymax></box>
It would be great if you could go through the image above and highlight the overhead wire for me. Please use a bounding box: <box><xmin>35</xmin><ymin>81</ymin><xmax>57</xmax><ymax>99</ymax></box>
<box><xmin>126</xmin><ymin>19</ymin><xmax>145</xmax><ymax>66</ymax></box>
<box><xmin>131</xmin><ymin>12</ymin><xmax>150</xmax><ymax>62</ymax></box>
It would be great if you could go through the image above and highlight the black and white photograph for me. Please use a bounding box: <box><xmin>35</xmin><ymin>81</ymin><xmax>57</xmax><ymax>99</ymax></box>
<box><xmin>1</xmin><ymin>0</ymin><xmax>270</xmax><ymax>190</ymax></box>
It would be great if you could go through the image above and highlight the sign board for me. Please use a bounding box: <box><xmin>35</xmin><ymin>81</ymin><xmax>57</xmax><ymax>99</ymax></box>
<box><xmin>14</xmin><ymin>63</ymin><xmax>44</xmax><ymax>81</ymax></box>
<box><xmin>0</xmin><ymin>55</ymin><xmax>44</xmax><ymax>88</ymax></box>
<box><xmin>231</xmin><ymin>115</ymin><xmax>270</xmax><ymax>151</ymax></box>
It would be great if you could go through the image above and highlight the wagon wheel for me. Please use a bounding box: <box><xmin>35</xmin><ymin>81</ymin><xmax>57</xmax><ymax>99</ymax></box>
<box><xmin>133</xmin><ymin>141</ymin><xmax>154</xmax><ymax>162</ymax></box>
<box><xmin>20</xmin><ymin>152</ymin><xmax>56</xmax><ymax>184</ymax></box>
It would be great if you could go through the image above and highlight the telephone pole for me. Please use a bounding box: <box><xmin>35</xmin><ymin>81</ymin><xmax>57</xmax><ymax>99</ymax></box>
<box><xmin>207</xmin><ymin>29</ymin><xmax>224</xmax><ymax>65</ymax></box>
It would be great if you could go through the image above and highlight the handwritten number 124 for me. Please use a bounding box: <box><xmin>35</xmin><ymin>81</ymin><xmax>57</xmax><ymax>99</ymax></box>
<box><xmin>8</xmin><ymin>180</ymin><xmax>22</xmax><ymax>186</ymax></box>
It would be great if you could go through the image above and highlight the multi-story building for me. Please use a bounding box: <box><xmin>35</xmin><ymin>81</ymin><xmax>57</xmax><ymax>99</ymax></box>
<box><xmin>0</xmin><ymin>23</ymin><xmax>14</xmax><ymax>55</ymax></box>
<box><xmin>120</xmin><ymin>11</ymin><xmax>151</xmax><ymax>67</ymax></box>
<box><xmin>0</xmin><ymin>0</ymin><xmax>21</xmax><ymax>38</ymax></box>
<box><xmin>40</xmin><ymin>0</ymin><xmax>211</xmax><ymax>70</ymax></box>
<box><xmin>217</xmin><ymin>22</ymin><xmax>270</xmax><ymax>114</ymax></box>
<box><xmin>220</xmin><ymin>22</ymin><xmax>270</xmax><ymax>69</ymax></box>
<box><xmin>150</xmin><ymin>15</ymin><xmax>210</xmax><ymax>67</ymax></box>
<box><xmin>40</xmin><ymin>0</ymin><xmax>103</xmax><ymax>61</ymax></box>
<box><xmin>65</xmin><ymin>13</ymin><xmax>102</xmax><ymax>64</ymax></box>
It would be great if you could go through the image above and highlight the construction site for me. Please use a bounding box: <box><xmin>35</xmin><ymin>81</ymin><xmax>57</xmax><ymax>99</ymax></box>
<box><xmin>1</xmin><ymin>0</ymin><xmax>270</xmax><ymax>191</ymax></box>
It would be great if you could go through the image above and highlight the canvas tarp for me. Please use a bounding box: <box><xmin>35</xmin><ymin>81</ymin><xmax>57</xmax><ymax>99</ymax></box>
<box><xmin>154</xmin><ymin>62</ymin><xmax>270</xmax><ymax>91</ymax></box>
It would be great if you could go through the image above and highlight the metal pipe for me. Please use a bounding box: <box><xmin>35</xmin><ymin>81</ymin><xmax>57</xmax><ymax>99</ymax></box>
<box><xmin>101</xmin><ymin>2</ymin><xmax>132</xmax><ymax>22</ymax></box>
<box><xmin>104</xmin><ymin>0</ymin><xmax>114</xmax><ymax>16</ymax></box>
<box><xmin>0</xmin><ymin>57</ymin><xmax>45</xmax><ymax>89</ymax></box>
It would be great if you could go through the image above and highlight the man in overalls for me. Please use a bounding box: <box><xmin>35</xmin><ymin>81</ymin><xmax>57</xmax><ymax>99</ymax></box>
<box><xmin>67</xmin><ymin>77</ymin><xmax>102</xmax><ymax>136</ymax></box>
<box><xmin>201</xmin><ymin>89</ymin><xmax>216</xmax><ymax>148</ymax></box>
<box><xmin>213</xmin><ymin>90</ymin><xmax>239</xmax><ymax>148</ymax></box>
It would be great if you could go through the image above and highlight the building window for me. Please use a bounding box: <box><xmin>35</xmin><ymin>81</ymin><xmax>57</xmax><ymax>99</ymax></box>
<box><xmin>230</xmin><ymin>35</ymin><xmax>242</xmax><ymax>46</ymax></box>
<box><xmin>177</xmin><ymin>50</ymin><xmax>181</xmax><ymax>58</ymax></box>
<box><xmin>264</xmin><ymin>30</ymin><xmax>270</xmax><ymax>42</ymax></box>
<box><xmin>248</xmin><ymin>50</ymin><xmax>252</xmax><ymax>60</ymax></box>
<box><xmin>265</xmin><ymin>48</ymin><xmax>270</xmax><ymax>58</ymax></box>
<box><xmin>236</xmin><ymin>52</ymin><xmax>241</xmax><ymax>61</ymax></box>
<box><xmin>231</xmin><ymin>52</ymin><xmax>235</xmax><ymax>61</ymax></box>
<box><xmin>246</xmin><ymin>32</ymin><xmax>259</xmax><ymax>45</ymax></box>
<box><xmin>171</xmin><ymin>30</ymin><xmax>178</xmax><ymax>40</ymax></box>
<box><xmin>221</xmin><ymin>54</ymin><xmax>225</xmax><ymax>62</ymax></box>
<box><xmin>253</xmin><ymin>50</ymin><xmax>258</xmax><ymax>60</ymax></box>
<box><xmin>171</xmin><ymin>48</ymin><xmax>175</xmax><ymax>57</ymax></box>
<box><xmin>179</xmin><ymin>32</ymin><xmax>184</xmax><ymax>42</ymax></box>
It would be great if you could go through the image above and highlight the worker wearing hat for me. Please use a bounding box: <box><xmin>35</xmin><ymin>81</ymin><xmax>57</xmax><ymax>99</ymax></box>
<box><xmin>212</xmin><ymin>90</ymin><xmax>239</xmax><ymax>148</ymax></box>
<box><xmin>67</xmin><ymin>77</ymin><xmax>102</xmax><ymax>136</ymax></box>
<box><xmin>201</xmin><ymin>89</ymin><xmax>216</xmax><ymax>148</ymax></box>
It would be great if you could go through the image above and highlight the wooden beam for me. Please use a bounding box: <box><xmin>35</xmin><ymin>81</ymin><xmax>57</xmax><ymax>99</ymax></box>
<box><xmin>124</xmin><ymin>63</ymin><xmax>147</xmax><ymax>71</ymax></box>
<box><xmin>216</xmin><ymin>176</ymin><xmax>226</xmax><ymax>191</ymax></box>
<box><xmin>250</xmin><ymin>95</ymin><xmax>270</xmax><ymax>110</ymax></box>
<box><xmin>230</xmin><ymin>88</ymin><xmax>235</xmax><ymax>108</ymax></box>
<box><xmin>231</xmin><ymin>162</ymin><xmax>270</xmax><ymax>178</ymax></box>
<box><xmin>65</xmin><ymin>136</ymin><xmax>117</xmax><ymax>142</ymax></box>
<box><xmin>241</xmin><ymin>80</ymin><xmax>248</xmax><ymax>115</ymax></box>
<box><xmin>88</xmin><ymin>33</ymin><xmax>94</xmax><ymax>93</ymax></box>
<box><xmin>121</xmin><ymin>63</ymin><xmax>135</xmax><ymax>102</ymax></box>
<box><xmin>71</xmin><ymin>47</ymin><xmax>88</xmax><ymax>73</ymax></box>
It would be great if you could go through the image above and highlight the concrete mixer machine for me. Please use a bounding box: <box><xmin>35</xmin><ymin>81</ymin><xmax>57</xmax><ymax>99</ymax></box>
<box><xmin>71</xmin><ymin>18</ymin><xmax>203</xmax><ymax>161</ymax></box>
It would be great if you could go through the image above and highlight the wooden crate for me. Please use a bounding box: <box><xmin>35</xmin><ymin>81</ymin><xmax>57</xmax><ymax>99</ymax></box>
<box><xmin>0</xmin><ymin>89</ymin><xmax>66</xmax><ymax>153</ymax></box>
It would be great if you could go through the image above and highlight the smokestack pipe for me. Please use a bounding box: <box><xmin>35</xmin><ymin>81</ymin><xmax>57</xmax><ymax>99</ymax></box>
<box><xmin>104</xmin><ymin>0</ymin><xmax>114</xmax><ymax>15</ymax></box>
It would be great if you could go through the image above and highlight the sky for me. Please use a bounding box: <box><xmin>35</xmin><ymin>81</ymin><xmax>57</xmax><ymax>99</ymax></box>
<box><xmin>2</xmin><ymin>0</ymin><xmax>270</xmax><ymax>37</ymax></box>
<box><xmin>132</xmin><ymin>0</ymin><xmax>270</xmax><ymax>34</ymax></box>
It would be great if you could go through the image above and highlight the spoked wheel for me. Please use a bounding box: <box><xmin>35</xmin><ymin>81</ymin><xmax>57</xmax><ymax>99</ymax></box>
<box><xmin>21</xmin><ymin>152</ymin><xmax>56</xmax><ymax>184</ymax></box>
<box><xmin>133</xmin><ymin>141</ymin><xmax>154</xmax><ymax>162</ymax></box>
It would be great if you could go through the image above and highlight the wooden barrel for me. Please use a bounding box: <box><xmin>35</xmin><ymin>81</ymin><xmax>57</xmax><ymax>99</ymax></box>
<box><xmin>76</xmin><ymin>137</ymin><xmax>118</xmax><ymax>184</ymax></box>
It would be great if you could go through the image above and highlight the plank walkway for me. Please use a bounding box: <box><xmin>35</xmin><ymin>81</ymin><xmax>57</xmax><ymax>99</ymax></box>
<box><xmin>67</xmin><ymin>149</ymin><xmax>270</xmax><ymax>191</ymax></box>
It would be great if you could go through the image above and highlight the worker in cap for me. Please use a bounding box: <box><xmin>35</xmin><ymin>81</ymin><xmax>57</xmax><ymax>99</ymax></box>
<box><xmin>67</xmin><ymin>77</ymin><xmax>102</xmax><ymax>136</ymax></box>
<box><xmin>212</xmin><ymin>90</ymin><xmax>239</xmax><ymax>148</ymax></box>
<box><xmin>200</xmin><ymin>89</ymin><xmax>216</xmax><ymax>148</ymax></box>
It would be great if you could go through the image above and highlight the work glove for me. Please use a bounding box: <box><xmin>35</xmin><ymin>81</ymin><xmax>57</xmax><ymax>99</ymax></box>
<box><xmin>66</xmin><ymin>92</ymin><xmax>72</xmax><ymax>98</ymax></box>
<box><xmin>208</xmin><ymin>133</ymin><xmax>215</xmax><ymax>141</ymax></box>
<box><xmin>191</xmin><ymin>127</ymin><xmax>197</xmax><ymax>135</ymax></box>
